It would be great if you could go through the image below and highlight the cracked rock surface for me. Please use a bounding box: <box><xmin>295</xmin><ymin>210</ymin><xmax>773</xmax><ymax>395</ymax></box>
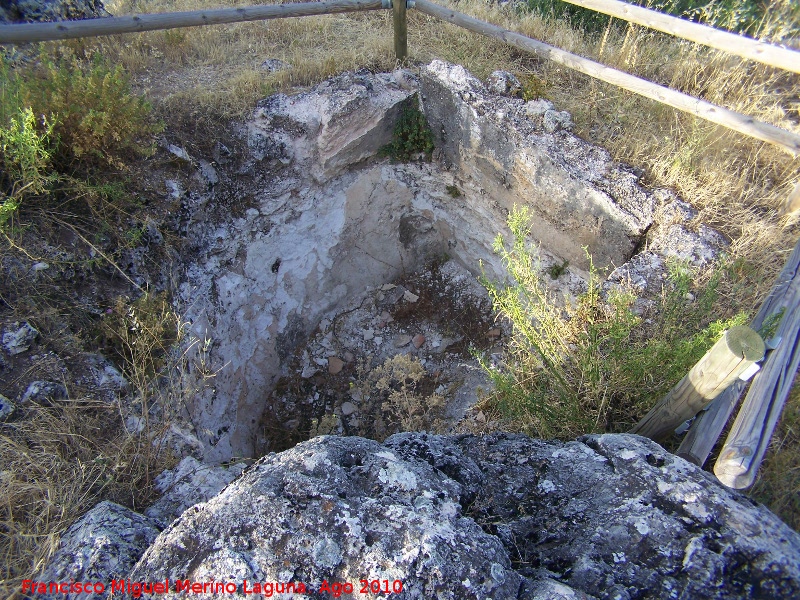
<box><xmin>39</xmin><ymin>501</ymin><xmax>161</xmax><ymax>598</ymax></box>
<box><xmin>129</xmin><ymin>433</ymin><xmax>800</xmax><ymax>599</ymax></box>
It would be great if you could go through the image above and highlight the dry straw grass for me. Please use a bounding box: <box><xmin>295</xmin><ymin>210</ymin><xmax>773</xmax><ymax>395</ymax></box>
<box><xmin>1</xmin><ymin>399</ymin><xmax>153</xmax><ymax>596</ymax></box>
<box><xmin>3</xmin><ymin>0</ymin><xmax>799</xmax><ymax>588</ymax></box>
<box><xmin>0</xmin><ymin>291</ymin><xmax>188</xmax><ymax>594</ymax></box>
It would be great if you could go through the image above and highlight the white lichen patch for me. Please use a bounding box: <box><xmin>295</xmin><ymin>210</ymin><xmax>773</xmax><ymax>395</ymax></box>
<box><xmin>301</xmin><ymin>448</ymin><xmax>330</xmax><ymax>471</ymax></box>
<box><xmin>538</xmin><ymin>479</ymin><xmax>557</xmax><ymax>493</ymax></box>
<box><xmin>378</xmin><ymin>463</ymin><xmax>418</xmax><ymax>492</ymax></box>
<box><xmin>633</xmin><ymin>517</ymin><xmax>651</xmax><ymax>536</ymax></box>
<box><xmin>313</xmin><ymin>537</ymin><xmax>342</xmax><ymax>570</ymax></box>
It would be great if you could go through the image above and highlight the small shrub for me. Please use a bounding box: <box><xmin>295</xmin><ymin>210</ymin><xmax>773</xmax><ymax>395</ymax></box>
<box><xmin>547</xmin><ymin>259</ymin><xmax>569</xmax><ymax>279</ymax></box>
<box><xmin>349</xmin><ymin>354</ymin><xmax>446</xmax><ymax>441</ymax></box>
<box><xmin>1</xmin><ymin>47</ymin><xmax>162</xmax><ymax>171</ymax></box>
<box><xmin>446</xmin><ymin>184</ymin><xmax>461</xmax><ymax>198</ymax></box>
<box><xmin>520</xmin><ymin>74</ymin><xmax>548</xmax><ymax>102</ymax></box>
<box><xmin>0</xmin><ymin>107</ymin><xmax>56</xmax><ymax>225</ymax></box>
<box><xmin>382</xmin><ymin>95</ymin><xmax>434</xmax><ymax>162</ymax></box>
<box><xmin>97</xmin><ymin>292</ymin><xmax>178</xmax><ymax>382</ymax></box>
<box><xmin>0</xmin><ymin>49</ymin><xmax>159</xmax><ymax>249</ymax></box>
<box><xmin>479</xmin><ymin>207</ymin><xmax>748</xmax><ymax>438</ymax></box>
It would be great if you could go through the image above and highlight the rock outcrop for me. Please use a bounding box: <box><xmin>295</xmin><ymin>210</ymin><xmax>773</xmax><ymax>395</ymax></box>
<box><xmin>175</xmin><ymin>61</ymin><xmax>692</xmax><ymax>462</ymax></box>
<box><xmin>119</xmin><ymin>433</ymin><xmax>800</xmax><ymax>599</ymax></box>
<box><xmin>0</xmin><ymin>0</ymin><xmax>108</xmax><ymax>23</ymax></box>
<box><xmin>37</xmin><ymin>501</ymin><xmax>161</xmax><ymax>598</ymax></box>
<box><xmin>420</xmin><ymin>60</ymin><xmax>656</xmax><ymax>277</ymax></box>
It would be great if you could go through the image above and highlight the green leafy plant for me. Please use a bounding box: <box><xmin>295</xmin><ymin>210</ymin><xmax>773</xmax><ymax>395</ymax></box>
<box><xmin>382</xmin><ymin>95</ymin><xmax>434</xmax><ymax>162</ymax></box>
<box><xmin>479</xmin><ymin>206</ymin><xmax>748</xmax><ymax>438</ymax></box>
<box><xmin>1</xmin><ymin>48</ymin><xmax>162</xmax><ymax>172</ymax></box>
<box><xmin>0</xmin><ymin>48</ymin><xmax>159</xmax><ymax>245</ymax></box>
<box><xmin>547</xmin><ymin>259</ymin><xmax>569</xmax><ymax>279</ymax></box>
<box><xmin>446</xmin><ymin>184</ymin><xmax>462</xmax><ymax>198</ymax></box>
<box><xmin>0</xmin><ymin>107</ymin><xmax>56</xmax><ymax>225</ymax></box>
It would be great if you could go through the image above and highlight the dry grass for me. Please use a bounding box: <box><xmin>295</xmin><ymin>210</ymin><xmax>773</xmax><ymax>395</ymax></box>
<box><xmin>0</xmin><ymin>399</ymin><xmax>158</xmax><ymax>597</ymax></box>
<box><xmin>3</xmin><ymin>0</ymin><xmax>799</xmax><ymax>588</ymax></box>
<box><xmin>0</xmin><ymin>270</ymin><xmax>186</xmax><ymax>594</ymax></box>
<box><xmin>92</xmin><ymin>0</ymin><xmax>397</xmax><ymax>128</ymax></box>
<box><xmin>0</xmin><ymin>289</ymin><xmax>211</xmax><ymax>594</ymax></box>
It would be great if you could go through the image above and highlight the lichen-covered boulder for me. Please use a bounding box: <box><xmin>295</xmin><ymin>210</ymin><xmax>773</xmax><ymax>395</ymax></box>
<box><xmin>130</xmin><ymin>433</ymin><xmax>800</xmax><ymax>599</ymax></box>
<box><xmin>130</xmin><ymin>435</ymin><xmax>533</xmax><ymax>599</ymax></box>
<box><xmin>388</xmin><ymin>432</ymin><xmax>800</xmax><ymax>599</ymax></box>
<box><xmin>0</xmin><ymin>0</ymin><xmax>109</xmax><ymax>23</ymax></box>
<box><xmin>37</xmin><ymin>501</ymin><xmax>161</xmax><ymax>599</ymax></box>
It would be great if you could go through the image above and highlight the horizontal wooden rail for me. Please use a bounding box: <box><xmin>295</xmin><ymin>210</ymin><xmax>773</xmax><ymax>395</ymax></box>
<box><xmin>415</xmin><ymin>0</ymin><xmax>800</xmax><ymax>155</ymax></box>
<box><xmin>0</xmin><ymin>0</ymin><xmax>385</xmax><ymax>44</ymax></box>
<box><xmin>677</xmin><ymin>235</ymin><xmax>800</xmax><ymax>468</ymax></box>
<box><xmin>561</xmin><ymin>0</ymin><xmax>800</xmax><ymax>74</ymax></box>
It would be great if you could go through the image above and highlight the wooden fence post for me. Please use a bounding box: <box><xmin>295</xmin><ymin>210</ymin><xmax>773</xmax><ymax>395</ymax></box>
<box><xmin>394</xmin><ymin>0</ymin><xmax>407</xmax><ymax>62</ymax></box>
<box><xmin>630</xmin><ymin>325</ymin><xmax>765</xmax><ymax>442</ymax></box>
<box><xmin>714</xmin><ymin>251</ymin><xmax>800</xmax><ymax>488</ymax></box>
<box><xmin>677</xmin><ymin>236</ymin><xmax>800</xmax><ymax>467</ymax></box>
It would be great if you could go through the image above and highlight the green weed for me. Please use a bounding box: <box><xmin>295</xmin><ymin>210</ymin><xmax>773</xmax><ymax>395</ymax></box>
<box><xmin>1</xmin><ymin>47</ymin><xmax>162</xmax><ymax>172</ymax></box>
<box><xmin>0</xmin><ymin>107</ymin><xmax>56</xmax><ymax>225</ymax></box>
<box><xmin>446</xmin><ymin>184</ymin><xmax>461</xmax><ymax>198</ymax></box>
<box><xmin>479</xmin><ymin>207</ymin><xmax>748</xmax><ymax>438</ymax></box>
<box><xmin>520</xmin><ymin>74</ymin><xmax>548</xmax><ymax>102</ymax></box>
<box><xmin>547</xmin><ymin>259</ymin><xmax>569</xmax><ymax>280</ymax></box>
<box><xmin>382</xmin><ymin>95</ymin><xmax>434</xmax><ymax>162</ymax></box>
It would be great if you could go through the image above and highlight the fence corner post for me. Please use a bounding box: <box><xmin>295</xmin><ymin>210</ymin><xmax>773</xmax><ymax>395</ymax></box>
<box><xmin>393</xmin><ymin>0</ymin><xmax>407</xmax><ymax>63</ymax></box>
<box><xmin>630</xmin><ymin>325</ymin><xmax>765</xmax><ymax>442</ymax></box>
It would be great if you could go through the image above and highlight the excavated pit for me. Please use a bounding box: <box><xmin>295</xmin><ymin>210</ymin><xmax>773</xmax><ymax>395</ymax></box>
<box><xmin>175</xmin><ymin>61</ymin><xmax>672</xmax><ymax>463</ymax></box>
